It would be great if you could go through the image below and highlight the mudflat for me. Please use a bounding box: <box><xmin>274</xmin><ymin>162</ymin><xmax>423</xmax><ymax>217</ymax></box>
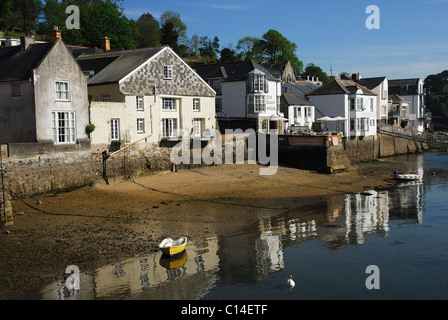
<box><xmin>0</xmin><ymin>161</ymin><xmax>403</xmax><ymax>299</ymax></box>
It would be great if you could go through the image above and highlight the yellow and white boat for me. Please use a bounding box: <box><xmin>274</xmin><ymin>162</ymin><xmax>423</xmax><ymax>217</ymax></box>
<box><xmin>158</xmin><ymin>237</ymin><xmax>188</xmax><ymax>256</ymax></box>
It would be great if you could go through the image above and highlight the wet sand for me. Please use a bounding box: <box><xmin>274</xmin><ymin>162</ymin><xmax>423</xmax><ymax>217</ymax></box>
<box><xmin>0</xmin><ymin>160</ymin><xmax>406</xmax><ymax>299</ymax></box>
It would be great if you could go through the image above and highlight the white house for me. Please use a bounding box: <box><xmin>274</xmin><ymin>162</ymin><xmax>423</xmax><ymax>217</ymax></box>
<box><xmin>280</xmin><ymin>93</ymin><xmax>315</xmax><ymax>131</ymax></box>
<box><xmin>388</xmin><ymin>78</ymin><xmax>426</xmax><ymax>132</ymax></box>
<box><xmin>76</xmin><ymin>44</ymin><xmax>216</xmax><ymax>152</ymax></box>
<box><xmin>306</xmin><ymin>79</ymin><xmax>378</xmax><ymax>138</ymax></box>
<box><xmin>194</xmin><ymin>61</ymin><xmax>284</xmax><ymax>133</ymax></box>
<box><xmin>355</xmin><ymin>76</ymin><xmax>389</xmax><ymax>125</ymax></box>
<box><xmin>0</xmin><ymin>33</ymin><xmax>90</xmax><ymax>156</ymax></box>
<box><xmin>388</xmin><ymin>94</ymin><xmax>410</xmax><ymax>128</ymax></box>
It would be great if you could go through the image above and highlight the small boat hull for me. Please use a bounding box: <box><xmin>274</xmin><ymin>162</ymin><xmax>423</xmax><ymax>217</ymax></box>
<box><xmin>393</xmin><ymin>172</ymin><xmax>423</xmax><ymax>181</ymax></box>
<box><xmin>159</xmin><ymin>250</ymin><xmax>188</xmax><ymax>270</ymax></box>
<box><xmin>159</xmin><ymin>237</ymin><xmax>188</xmax><ymax>257</ymax></box>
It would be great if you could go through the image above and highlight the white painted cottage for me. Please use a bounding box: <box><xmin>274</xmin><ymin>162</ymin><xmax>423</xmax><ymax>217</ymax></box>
<box><xmin>76</xmin><ymin>45</ymin><xmax>216</xmax><ymax>152</ymax></box>
<box><xmin>306</xmin><ymin>79</ymin><xmax>378</xmax><ymax>138</ymax></box>
<box><xmin>194</xmin><ymin>61</ymin><xmax>284</xmax><ymax>133</ymax></box>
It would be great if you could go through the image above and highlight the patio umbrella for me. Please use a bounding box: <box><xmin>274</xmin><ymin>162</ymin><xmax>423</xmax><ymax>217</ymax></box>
<box><xmin>317</xmin><ymin>116</ymin><xmax>335</xmax><ymax>121</ymax></box>
<box><xmin>332</xmin><ymin>116</ymin><xmax>346</xmax><ymax>132</ymax></box>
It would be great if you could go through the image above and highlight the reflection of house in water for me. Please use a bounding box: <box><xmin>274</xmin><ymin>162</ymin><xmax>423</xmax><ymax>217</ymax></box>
<box><xmin>41</xmin><ymin>238</ymin><xmax>220</xmax><ymax>300</ymax></box>
<box><xmin>344</xmin><ymin>190</ymin><xmax>390</xmax><ymax>244</ymax></box>
<box><xmin>343</xmin><ymin>185</ymin><xmax>424</xmax><ymax>245</ymax></box>
<box><xmin>217</xmin><ymin>217</ymin><xmax>317</xmax><ymax>284</ymax></box>
<box><xmin>41</xmin><ymin>183</ymin><xmax>426</xmax><ymax>299</ymax></box>
<box><xmin>388</xmin><ymin>181</ymin><xmax>424</xmax><ymax>224</ymax></box>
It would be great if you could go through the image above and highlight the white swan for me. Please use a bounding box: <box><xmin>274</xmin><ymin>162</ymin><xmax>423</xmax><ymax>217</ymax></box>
<box><xmin>287</xmin><ymin>275</ymin><xmax>295</xmax><ymax>295</ymax></box>
<box><xmin>287</xmin><ymin>275</ymin><xmax>295</xmax><ymax>288</ymax></box>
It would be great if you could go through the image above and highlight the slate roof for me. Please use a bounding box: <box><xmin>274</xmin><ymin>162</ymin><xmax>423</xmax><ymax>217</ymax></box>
<box><xmin>76</xmin><ymin>46</ymin><xmax>165</xmax><ymax>85</ymax></box>
<box><xmin>388</xmin><ymin>78</ymin><xmax>420</xmax><ymax>95</ymax></box>
<box><xmin>389</xmin><ymin>94</ymin><xmax>408</xmax><ymax>103</ymax></box>
<box><xmin>66</xmin><ymin>45</ymin><xmax>104</xmax><ymax>58</ymax></box>
<box><xmin>280</xmin><ymin>93</ymin><xmax>313</xmax><ymax>106</ymax></box>
<box><xmin>306</xmin><ymin>79</ymin><xmax>377</xmax><ymax>96</ymax></box>
<box><xmin>355</xmin><ymin>77</ymin><xmax>386</xmax><ymax>90</ymax></box>
<box><xmin>0</xmin><ymin>42</ymin><xmax>54</xmax><ymax>82</ymax></box>
<box><xmin>261</xmin><ymin>61</ymin><xmax>289</xmax><ymax>79</ymax></box>
<box><xmin>284</xmin><ymin>82</ymin><xmax>320</xmax><ymax>95</ymax></box>
<box><xmin>193</xmin><ymin>60</ymin><xmax>280</xmax><ymax>82</ymax></box>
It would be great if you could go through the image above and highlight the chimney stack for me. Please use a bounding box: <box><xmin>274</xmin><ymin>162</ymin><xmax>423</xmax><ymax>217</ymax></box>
<box><xmin>20</xmin><ymin>36</ymin><xmax>35</xmax><ymax>50</ymax></box>
<box><xmin>101</xmin><ymin>37</ymin><xmax>110</xmax><ymax>52</ymax></box>
<box><xmin>49</xmin><ymin>26</ymin><xmax>61</xmax><ymax>42</ymax></box>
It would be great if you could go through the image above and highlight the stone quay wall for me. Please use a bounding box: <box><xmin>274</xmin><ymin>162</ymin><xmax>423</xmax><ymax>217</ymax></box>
<box><xmin>2</xmin><ymin>134</ymin><xmax>430</xmax><ymax>199</ymax></box>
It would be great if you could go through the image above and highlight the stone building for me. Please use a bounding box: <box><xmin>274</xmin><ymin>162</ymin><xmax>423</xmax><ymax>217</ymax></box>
<box><xmin>0</xmin><ymin>31</ymin><xmax>90</xmax><ymax>156</ymax></box>
<box><xmin>76</xmin><ymin>44</ymin><xmax>216</xmax><ymax>152</ymax></box>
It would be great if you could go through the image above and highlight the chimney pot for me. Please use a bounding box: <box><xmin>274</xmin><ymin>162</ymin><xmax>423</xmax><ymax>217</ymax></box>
<box><xmin>101</xmin><ymin>37</ymin><xmax>110</xmax><ymax>52</ymax></box>
<box><xmin>20</xmin><ymin>36</ymin><xmax>35</xmax><ymax>50</ymax></box>
<box><xmin>49</xmin><ymin>25</ymin><xmax>61</xmax><ymax>42</ymax></box>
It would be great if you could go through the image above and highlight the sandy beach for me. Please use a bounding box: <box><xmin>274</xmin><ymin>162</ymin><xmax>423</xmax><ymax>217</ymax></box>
<box><xmin>0</xmin><ymin>160</ymin><xmax>405</xmax><ymax>299</ymax></box>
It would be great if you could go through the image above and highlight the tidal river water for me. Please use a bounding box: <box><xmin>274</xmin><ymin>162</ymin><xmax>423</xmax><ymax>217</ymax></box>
<box><xmin>41</xmin><ymin>152</ymin><xmax>448</xmax><ymax>300</ymax></box>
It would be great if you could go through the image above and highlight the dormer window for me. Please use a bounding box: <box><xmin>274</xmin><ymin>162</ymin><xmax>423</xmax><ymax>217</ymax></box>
<box><xmin>254</xmin><ymin>74</ymin><xmax>264</xmax><ymax>92</ymax></box>
<box><xmin>163</xmin><ymin>65</ymin><xmax>172</xmax><ymax>80</ymax></box>
<box><xmin>247</xmin><ymin>72</ymin><xmax>269</xmax><ymax>93</ymax></box>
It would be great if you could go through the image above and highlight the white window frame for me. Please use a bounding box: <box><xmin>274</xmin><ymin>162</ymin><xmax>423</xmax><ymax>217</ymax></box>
<box><xmin>163</xmin><ymin>65</ymin><xmax>172</xmax><ymax>80</ymax></box>
<box><xmin>193</xmin><ymin>98</ymin><xmax>200</xmax><ymax>111</ymax></box>
<box><xmin>254</xmin><ymin>74</ymin><xmax>264</xmax><ymax>92</ymax></box>
<box><xmin>192</xmin><ymin>118</ymin><xmax>202</xmax><ymax>138</ymax></box>
<box><xmin>55</xmin><ymin>80</ymin><xmax>70</xmax><ymax>101</ymax></box>
<box><xmin>370</xmin><ymin>98</ymin><xmax>374</xmax><ymax>112</ymax></box>
<box><xmin>111</xmin><ymin>118</ymin><xmax>120</xmax><ymax>141</ymax></box>
<box><xmin>162</xmin><ymin>98</ymin><xmax>176</xmax><ymax>111</ymax></box>
<box><xmin>162</xmin><ymin>118</ymin><xmax>178</xmax><ymax>138</ymax></box>
<box><xmin>52</xmin><ymin>111</ymin><xmax>76</xmax><ymax>144</ymax></box>
<box><xmin>251</xmin><ymin>95</ymin><xmax>265</xmax><ymax>113</ymax></box>
<box><xmin>137</xmin><ymin>118</ymin><xmax>145</xmax><ymax>133</ymax></box>
<box><xmin>136</xmin><ymin>96</ymin><xmax>144</xmax><ymax>110</ymax></box>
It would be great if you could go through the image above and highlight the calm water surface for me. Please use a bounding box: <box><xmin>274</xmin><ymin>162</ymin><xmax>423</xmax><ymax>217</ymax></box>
<box><xmin>41</xmin><ymin>152</ymin><xmax>448</xmax><ymax>300</ymax></box>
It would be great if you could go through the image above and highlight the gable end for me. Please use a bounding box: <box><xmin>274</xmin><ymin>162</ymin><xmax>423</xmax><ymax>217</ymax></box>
<box><xmin>119</xmin><ymin>47</ymin><xmax>215</xmax><ymax>97</ymax></box>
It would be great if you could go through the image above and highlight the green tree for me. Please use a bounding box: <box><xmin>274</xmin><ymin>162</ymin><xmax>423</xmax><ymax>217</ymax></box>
<box><xmin>424</xmin><ymin>70</ymin><xmax>448</xmax><ymax>125</ymax></box>
<box><xmin>160</xmin><ymin>21</ymin><xmax>179</xmax><ymax>51</ymax></box>
<box><xmin>0</xmin><ymin>0</ymin><xmax>42</xmax><ymax>33</ymax></box>
<box><xmin>135</xmin><ymin>12</ymin><xmax>160</xmax><ymax>48</ymax></box>
<box><xmin>257</xmin><ymin>29</ymin><xmax>303</xmax><ymax>74</ymax></box>
<box><xmin>38</xmin><ymin>1</ymin><xmax>134</xmax><ymax>49</ymax></box>
<box><xmin>198</xmin><ymin>36</ymin><xmax>219</xmax><ymax>62</ymax></box>
<box><xmin>0</xmin><ymin>0</ymin><xmax>15</xmax><ymax>31</ymax></box>
<box><xmin>220</xmin><ymin>47</ymin><xmax>241</xmax><ymax>62</ymax></box>
<box><xmin>80</xmin><ymin>1</ymin><xmax>135</xmax><ymax>49</ymax></box>
<box><xmin>303</xmin><ymin>63</ymin><xmax>330</xmax><ymax>83</ymax></box>
<box><xmin>188</xmin><ymin>34</ymin><xmax>200</xmax><ymax>55</ymax></box>
<box><xmin>159</xmin><ymin>11</ymin><xmax>187</xmax><ymax>45</ymax></box>
<box><xmin>236</xmin><ymin>36</ymin><xmax>259</xmax><ymax>60</ymax></box>
<box><xmin>236</xmin><ymin>30</ymin><xmax>303</xmax><ymax>74</ymax></box>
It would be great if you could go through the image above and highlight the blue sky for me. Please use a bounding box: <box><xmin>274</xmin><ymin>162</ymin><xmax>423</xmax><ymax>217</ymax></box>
<box><xmin>122</xmin><ymin>0</ymin><xmax>448</xmax><ymax>80</ymax></box>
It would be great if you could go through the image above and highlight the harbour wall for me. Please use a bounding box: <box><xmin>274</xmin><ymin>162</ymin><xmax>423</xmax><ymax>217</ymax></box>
<box><xmin>279</xmin><ymin>133</ymin><xmax>429</xmax><ymax>173</ymax></box>
<box><xmin>1</xmin><ymin>134</ymin><xmax>429</xmax><ymax>199</ymax></box>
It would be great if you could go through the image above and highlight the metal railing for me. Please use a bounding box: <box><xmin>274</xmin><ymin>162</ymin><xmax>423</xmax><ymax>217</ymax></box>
<box><xmin>378</xmin><ymin>124</ymin><xmax>448</xmax><ymax>149</ymax></box>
